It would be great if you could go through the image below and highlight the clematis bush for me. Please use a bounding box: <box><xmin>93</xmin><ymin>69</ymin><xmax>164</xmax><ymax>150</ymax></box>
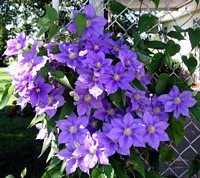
<box><xmin>1</xmin><ymin>3</ymin><xmax>200</xmax><ymax>178</ymax></box>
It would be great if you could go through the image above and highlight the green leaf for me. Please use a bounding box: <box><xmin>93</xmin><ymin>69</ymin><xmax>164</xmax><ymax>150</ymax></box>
<box><xmin>0</xmin><ymin>83</ymin><xmax>16</xmax><ymax>109</ymax></box>
<box><xmin>149</xmin><ymin>150</ymin><xmax>160</xmax><ymax>173</ymax></box>
<box><xmin>37</xmin><ymin>26</ymin><xmax>49</xmax><ymax>37</ymax></box>
<box><xmin>103</xmin><ymin>165</ymin><xmax>115</xmax><ymax>178</ymax></box>
<box><xmin>37</xmin><ymin>47</ymin><xmax>47</xmax><ymax>56</ymax></box>
<box><xmin>144</xmin><ymin>40</ymin><xmax>166</xmax><ymax>49</ymax></box>
<box><xmin>138</xmin><ymin>14</ymin><xmax>158</xmax><ymax>33</ymax></box>
<box><xmin>38</xmin><ymin>17</ymin><xmax>50</xmax><ymax>26</ymax></box>
<box><xmin>152</xmin><ymin>0</ymin><xmax>160</xmax><ymax>8</ymax></box>
<box><xmin>167</xmin><ymin>118</ymin><xmax>185</xmax><ymax>145</ymax></box>
<box><xmin>164</xmin><ymin>54</ymin><xmax>172</xmax><ymax>69</ymax></box>
<box><xmin>109</xmin><ymin>89</ymin><xmax>126</xmax><ymax>110</ymax></box>
<box><xmin>167</xmin><ymin>31</ymin><xmax>185</xmax><ymax>40</ymax></box>
<box><xmin>48</xmin><ymin>24</ymin><xmax>60</xmax><ymax>41</ymax></box>
<box><xmin>52</xmin><ymin>45</ymin><xmax>60</xmax><ymax>54</ymax></box>
<box><xmin>145</xmin><ymin>172</ymin><xmax>166</xmax><ymax>178</ymax></box>
<box><xmin>190</xmin><ymin>106</ymin><xmax>200</xmax><ymax>122</ymax></box>
<box><xmin>131</xmin><ymin>78</ymin><xmax>147</xmax><ymax>91</ymax></box>
<box><xmin>130</xmin><ymin>148</ymin><xmax>145</xmax><ymax>178</ymax></box>
<box><xmin>155</xmin><ymin>73</ymin><xmax>169</xmax><ymax>95</ymax></box>
<box><xmin>159</xmin><ymin>145</ymin><xmax>174</xmax><ymax>162</ymax></box>
<box><xmin>76</xmin><ymin>13</ymin><xmax>87</xmax><ymax>37</ymax></box>
<box><xmin>20</xmin><ymin>167</ymin><xmax>27</xmax><ymax>178</ymax></box>
<box><xmin>173</xmin><ymin>25</ymin><xmax>185</xmax><ymax>33</ymax></box>
<box><xmin>91</xmin><ymin>167</ymin><xmax>105</xmax><ymax>178</ymax></box>
<box><xmin>109</xmin><ymin>156</ymin><xmax>128</xmax><ymax>178</ymax></box>
<box><xmin>136</xmin><ymin>52</ymin><xmax>151</xmax><ymax>65</ymax></box>
<box><xmin>47</xmin><ymin>157</ymin><xmax>61</xmax><ymax>171</ymax></box>
<box><xmin>182</xmin><ymin>56</ymin><xmax>197</xmax><ymax>75</ymax></box>
<box><xmin>189</xmin><ymin>154</ymin><xmax>200</xmax><ymax>177</ymax></box>
<box><xmin>51</xmin><ymin>71</ymin><xmax>73</xmax><ymax>90</ymax></box>
<box><xmin>28</xmin><ymin>113</ymin><xmax>46</xmax><ymax>128</ymax></box>
<box><xmin>109</xmin><ymin>0</ymin><xmax>126</xmax><ymax>15</ymax></box>
<box><xmin>195</xmin><ymin>0</ymin><xmax>199</xmax><ymax>4</ymax></box>
<box><xmin>149</xmin><ymin>53</ymin><xmax>164</xmax><ymax>73</ymax></box>
<box><xmin>188</xmin><ymin>28</ymin><xmax>200</xmax><ymax>49</ymax></box>
<box><xmin>165</xmin><ymin>40</ymin><xmax>180</xmax><ymax>56</ymax></box>
<box><xmin>5</xmin><ymin>175</ymin><xmax>15</xmax><ymax>178</ymax></box>
<box><xmin>58</xmin><ymin>98</ymin><xmax>74</xmax><ymax>119</ymax></box>
<box><xmin>45</xmin><ymin>4</ymin><xmax>58</xmax><ymax>20</ymax></box>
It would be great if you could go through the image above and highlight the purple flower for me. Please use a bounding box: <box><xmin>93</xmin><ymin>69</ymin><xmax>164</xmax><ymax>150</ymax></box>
<box><xmin>67</xmin><ymin>4</ymin><xmax>107</xmax><ymax>40</ymax></box>
<box><xmin>158</xmin><ymin>86</ymin><xmax>196</xmax><ymax>119</ymax></box>
<box><xmin>72</xmin><ymin>133</ymin><xmax>109</xmax><ymax>174</ymax></box>
<box><xmin>93</xmin><ymin>99</ymin><xmax>123</xmax><ymax>122</ymax></box>
<box><xmin>107</xmin><ymin>113</ymin><xmax>146</xmax><ymax>154</ymax></box>
<box><xmin>110</xmin><ymin>39</ymin><xmax>130</xmax><ymax>57</ymax></box>
<box><xmin>36</xmin><ymin>89</ymin><xmax>65</xmax><ymax>118</ymax></box>
<box><xmin>73</xmin><ymin>87</ymin><xmax>102</xmax><ymax>116</ymax></box>
<box><xmin>119</xmin><ymin>50</ymin><xmax>143</xmax><ymax>70</ymax></box>
<box><xmin>142</xmin><ymin>111</ymin><xmax>169</xmax><ymax>150</ymax></box>
<box><xmin>99</xmin><ymin>62</ymin><xmax>135</xmax><ymax>95</ymax></box>
<box><xmin>19</xmin><ymin>43</ymin><xmax>47</xmax><ymax>75</ymax></box>
<box><xmin>57</xmin><ymin>113</ymin><xmax>89</xmax><ymax>145</ymax></box>
<box><xmin>29</xmin><ymin>76</ymin><xmax>52</xmax><ymax>106</ymax></box>
<box><xmin>126</xmin><ymin>88</ymin><xmax>150</xmax><ymax>111</ymax></box>
<box><xmin>149</xmin><ymin>95</ymin><xmax>169</xmax><ymax>121</ymax></box>
<box><xmin>83</xmin><ymin>51</ymin><xmax>112</xmax><ymax>76</ymax></box>
<box><xmin>75</xmin><ymin>69</ymin><xmax>105</xmax><ymax>99</ymax></box>
<box><xmin>54</xmin><ymin>43</ymin><xmax>82</xmax><ymax>70</ymax></box>
<box><xmin>134</xmin><ymin>67</ymin><xmax>151</xmax><ymax>87</ymax></box>
<box><xmin>4</xmin><ymin>31</ymin><xmax>27</xmax><ymax>56</ymax></box>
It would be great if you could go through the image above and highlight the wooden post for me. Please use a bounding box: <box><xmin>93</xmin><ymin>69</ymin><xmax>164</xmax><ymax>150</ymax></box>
<box><xmin>89</xmin><ymin>0</ymin><xmax>104</xmax><ymax>17</ymax></box>
<box><xmin>52</xmin><ymin>0</ymin><xmax>59</xmax><ymax>13</ymax></box>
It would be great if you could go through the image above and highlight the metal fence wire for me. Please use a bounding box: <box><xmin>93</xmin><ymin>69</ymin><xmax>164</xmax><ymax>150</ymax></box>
<box><xmin>62</xmin><ymin>0</ymin><xmax>200</xmax><ymax>177</ymax></box>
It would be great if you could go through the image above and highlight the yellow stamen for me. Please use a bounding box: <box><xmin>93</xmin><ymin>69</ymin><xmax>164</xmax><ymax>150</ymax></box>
<box><xmin>84</xmin><ymin>94</ymin><xmax>92</xmax><ymax>102</ymax></box>
<box><xmin>68</xmin><ymin>52</ymin><xmax>77</xmax><ymax>59</ymax></box>
<box><xmin>113</xmin><ymin>74</ymin><xmax>120</xmax><ymax>81</ymax></box>
<box><xmin>69</xmin><ymin>126</ymin><xmax>77</xmax><ymax>133</ymax></box>
<box><xmin>124</xmin><ymin>128</ymin><xmax>132</xmax><ymax>136</ymax></box>
<box><xmin>35</xmin><ymin>88</ymin><xmax>41</xmax><ymax>93</ymax></box>
<box><xmin>134</xmin><ymin>94</ymin><xmax>140</xmax><ymax>101</ymax></box>
<box><xmin>148</xmin><ymin>126</ymin><xmax>156</xmax><ymax>134</ymax></box>
<box><xmin>174</xmin><ymin>97</ymin><xmax>181</xmax><ymax>105</ymax></box>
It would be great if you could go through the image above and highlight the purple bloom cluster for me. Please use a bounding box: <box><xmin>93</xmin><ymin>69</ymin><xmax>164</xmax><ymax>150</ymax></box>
<box><xmin>4</xmin><ymin>3</ymin><xmax>197</xmax><ymax>176</ymax></box>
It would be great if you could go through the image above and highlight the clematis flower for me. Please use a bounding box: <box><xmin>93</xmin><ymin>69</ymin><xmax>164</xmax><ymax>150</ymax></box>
<box><xmin>57</xmin><ymin>113</ymin><xmax>89</xmax><ymax>145</ymax></box>
<box><xmin>126</xmin><ymin>88</ymin><xmax>150</xmax><ymax>111</ymax></box>
<box><xmin>73</xmin><ymin>87</ymin><xmax>102</xmax><ymax>116</ymax></box>
<box><xmin>158</xmin><ymin>85</ymin><xmax>196</xmax><ymax>119</ymax></box>
<box><xmin>82</xmin><ymin>51</ymin><xmax>112</xmax><ymax>76</ymax></box>
<box><xmin>67</xmin><ymin>4</ymin><xmax>107</xmax><ymax>40</ymax></box>
<box><xmin>29</xmin><ymin>76</ymin><xmax>52</xmax><ymax>106</ymax></box>
<box><xmin>99</xmin><ymin>62</ymin><xmax>135</xmax><ymax>95</ymax></box>
<box><xmin>4</xmin><ymin>31</ymin><xmax>27</xmax><ymax>56</ymax></box>
<box><xmin>142</xmin><ymin>111</ymin><xmax>169</xmax><ymax>150</ymax></box>
<box><xmin>72</xmin><ymin>133</ymin><xmax>109</xmax><ymax>174</ymax></box>
<box><xmin>107</xmin><ymin>113</ymin><xmax>146</xmax><ymax>153</ymax></box>
<box><xmin>119</xmin><ymin>50</ymin><xmax>143</xmax><ymax>70</ymax></box>
<box><xmin>36</xmin><ymin>88</ymin><xmax>65</xmax><ymax>118</ymax></box>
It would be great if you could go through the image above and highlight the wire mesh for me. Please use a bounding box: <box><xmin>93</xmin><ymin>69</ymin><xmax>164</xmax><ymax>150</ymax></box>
<box><xmin>61</xmin><ymin>0</ymin><xmax>200</xmax><ymax>177</ymax></box>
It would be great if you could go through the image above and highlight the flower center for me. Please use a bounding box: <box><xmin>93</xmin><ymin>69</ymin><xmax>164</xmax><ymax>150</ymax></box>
<box><xmin>89</xmin><ymin>146</ymin><xmax>97</xmax><ymax>154</ymax></box>
<box><xmin>153</xmin><ymin>107</ymin><xmax>161</xmax><ymax>114</ymax></box>
<box><xmin>174</xmin><ymin>97</ymin><xmax>181</xmax><ymax>105</ymax></box>
<box><xmin>148</xmin><ymin>126</ymin><xmax>156</xmax><ymax>134</ymax></box>
<box><xmin>114</xmin><ymin>46</ymin><xmax>119</xmax><ymax>52</ymax></box>
<box><xmin>94</xmin><ymin>45</ymin><xmax>99</xmax><ymax>50</ymax></box>
<box><xmin>92</xmin><ymin>75</ymin><xmax>98</xmax><ymax>81</ymax></box>
<box><xmin>126</xmin><ymin>60</ymin><xmax>131</xmax><ymax>66</ymax></box>
<box><xmin>35</xmin><ymin>88</ymin><xmax>41</xmax><ymax>93</ymax></box>
<box><xmin>113</xmin><ymin>74</ymin><xmax>120</xmax><ymax>81</ymax></box>
<box><xmin>84</xmin><ymin>94</ymin><xmax>92</xmax><ymax>102</ymax></box>
<box><xmin>16</xmin><ymin>43</ymin><xmax>22</xmax><ymax>49</ymax></box>
<box><xmin>107</xmin><ymin>108</ymin><xmax>115</xmax><ymax>116</ymax></box>
<box><xmin>134</xmin><ymin>94</ymin><xmax>140</xmax><ymax>101</ymax></box>
<box><xmin>136</xmin><ymin>75</ymin><xmax>141</xmax><ymax>80</ymax></box>
<box><xmin>86</xmin><ymin>20</ymin><xmax>91</xmax><ymax>28</ymax></box>
<box><xmin>124</xmin><ymin>128</ymin><xmax>132</xmax><ymax>136</ymax></box>
<box><xmin>95</xmin><ymin>62</ymin><xmax>102</xmax><ymax>69</ymax></box>
<box><xmin>68</xmin><ymin>52</ymin><xmax>77</xmax><ymax>59</ymax></box>
<box><xmin>22</xmin><ymin>81</ymin><xmax>27</xmax><ymax>86</ymax></box>
<box><xmin>24</xmin><ymin>61</ymin><xmax>33</xmax><ymax>71</ymax></box>
<box><xmin>69</xmin><ymin>126</ymin><xmax>77</xmax><ymax>133</ymax></box>
<box><xmin>48</xmin><ymin>96</ymin><xmax>54</xmax><ymax>104</ymax></box>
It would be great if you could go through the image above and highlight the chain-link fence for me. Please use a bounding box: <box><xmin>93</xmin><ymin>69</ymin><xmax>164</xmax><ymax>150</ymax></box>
<box><xmin>61</xmin><ymin>0</ymin><xmax>200</xmax><ymax>177</ymax></box>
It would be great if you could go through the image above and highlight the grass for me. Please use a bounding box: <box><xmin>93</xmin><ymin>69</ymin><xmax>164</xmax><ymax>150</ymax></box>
<box><xmin>0</xmin><ymin>66</ymin><xmax>48</xmax><ymax>177</ymax></box>
<box><xmin>0</xmin><ymin>67</ymin><xmax>17</xmax><ymax>105</ymax></box>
